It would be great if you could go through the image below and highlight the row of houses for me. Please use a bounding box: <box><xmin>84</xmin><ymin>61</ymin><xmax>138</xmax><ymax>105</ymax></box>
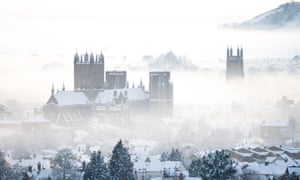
<box><xmin>225</xmin><ymin>145</ymin><xmax>300</xmax><ymax>178</ymax></box>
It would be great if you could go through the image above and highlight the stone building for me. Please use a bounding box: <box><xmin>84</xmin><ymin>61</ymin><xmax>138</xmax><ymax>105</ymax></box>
<box><xmin>149</xmin><ymin>71</ymin><xmax>173</xmax><ymax>116</ymax></box>
<box><xmin>226</xmin><ymin>47</ymin><xmax>244</xmax><ymax>80</ymax></box>
<box><xmin>43</xmin><ymin>52</ymin><xmax>174</xmax><ymax>124</ymax></box>
<box><xmin>105</xmin><ymin>71</ymin><xmax>127</xmax><ymax>89</ymax></box>
<box><xmin>74</xmin><ymin>51</ymin><xmax>105</xmax><ymax>90</ymax></box>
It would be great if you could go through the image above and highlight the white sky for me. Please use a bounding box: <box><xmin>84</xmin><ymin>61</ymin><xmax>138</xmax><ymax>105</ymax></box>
<box><xmin>0</xmin><ymin>0</ymin><xmax>291</xmax><ymax>55</ymax></box>
<box><xmin>0</xmin><ymin>0</ymin><xmax>288</xmax><ymax>22</ymax></box>
<box><xmin>0</xmin><ymin>0</ymin><xmax>298</xmax><ymax>103</ymax></box>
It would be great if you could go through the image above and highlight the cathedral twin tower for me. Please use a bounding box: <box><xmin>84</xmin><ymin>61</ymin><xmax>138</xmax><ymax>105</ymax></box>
<box><xmin>226</xmin><ymin>47</ymin><xmax>244</xmax><ymax>81</ymax></box>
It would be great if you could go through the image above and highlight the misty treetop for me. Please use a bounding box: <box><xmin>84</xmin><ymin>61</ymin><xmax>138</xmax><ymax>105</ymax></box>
<box><xmin>109</xmin><ymin>140</ymin><xmax>134</xmax><ymax>180</ymax></box>
<box><xmin>160</xmin><ymin>148</ymin><xmax>184</xmax><ymax>162</ymax></box>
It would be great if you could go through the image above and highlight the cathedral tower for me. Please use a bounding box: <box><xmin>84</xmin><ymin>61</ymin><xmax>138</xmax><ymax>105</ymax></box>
<box><xmin>74</xmin><ymin>51</ymin><xmax>105</xmax><ymax>90</ymax></box>
<box><xmin>226</xmin><ymin>47</ymin><xmax>244</xmax><ymax>81</ymax></box>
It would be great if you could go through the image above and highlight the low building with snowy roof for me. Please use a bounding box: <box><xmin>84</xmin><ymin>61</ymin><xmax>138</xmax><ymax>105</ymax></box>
<box><xmin>134</xmin><ymin>155</ymin><xmax>187</xmax><ymax>180</ymax></box>
<box><xmin>240</xmin><ymin>155</ymin><xmax>298</xmax><ymax>179</ymax></box>
<box><xmin>284</xmin><ymin>166</ymin><xmax>300</xmax><ymax>177</ymax></box>
<box><xmin>225</xmin><ymin>145</ymin><xmax>300</xmax><ymax>178</ymax></box>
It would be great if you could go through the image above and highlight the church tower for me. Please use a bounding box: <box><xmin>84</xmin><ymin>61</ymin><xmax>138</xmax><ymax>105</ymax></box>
<box><xmin>226</xmin><ymin>47</ymin><xmax>244</xmax><ymax>81</ymax></box>
<box><xmin>149</xmin><ymin>71</ymin><xmax>173</xmax><ymax>116</ymax></box>
<box><xmin>74</xmin><ymin>51</ymin><xmax>105</xmax><ymax>90</ymax></box>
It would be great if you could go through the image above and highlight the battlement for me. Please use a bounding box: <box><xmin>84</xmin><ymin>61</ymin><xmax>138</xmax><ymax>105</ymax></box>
<box><xmin>74</xmin><ymin>51</ymin><xmax>105</xmax><ymax>89</ymax></box>
<box><xmin>149</xmin><ymin>71</ymin><xmax>173</xmax><ymax>101</ymax></box>
<box><xmin>74</xmin><ymin>51</ymin><xmax>104</xmax><ymax>64</ymax></box>
<box><xmin>227</xmin><ymin>47</ymin><xmax>243</xmax><ymax>58</ymax></box>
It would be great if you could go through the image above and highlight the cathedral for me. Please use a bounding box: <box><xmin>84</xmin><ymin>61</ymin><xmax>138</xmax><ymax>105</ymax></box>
<box><xmin>226</xmin><ymin>47</ymin><xmax>244</xmax><ymax>80</ymax></box>
<box><xmin>43</xmin><ymin>51</ymin><xmax>174</xmax><ymax>124</ymax></box>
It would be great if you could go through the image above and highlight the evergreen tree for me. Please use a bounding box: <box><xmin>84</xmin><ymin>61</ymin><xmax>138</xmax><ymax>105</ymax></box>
<box><xmin>109</xmin><ymin>140</ymin><xmax>134</xmax><ymax>180</ymax></box>
<box><xmin>189</xmin><ymin>157</ymin><xmax>202</xmax><ymax>177</ymax></box>
<box><xmin>84</xmin><ymin>151</ymin><xmax>109</xmax><ymax>180</ymax></box>
<box><xmin>169</xmin><ymin>148</ymin><xmax>183</xmax><ymax>161</ymax></box>
<box><xmin>160</xmin><ymin>152</ymin><xmax>169</xmax><ymax>162</ymax></box>
<box><xmin>160</xmin><ymin>148</ymin><xmax>183</xmax><ymax>162</ymax></box>
<box><xmin>280</xmin><ymin>172</ymin><xmax>299</xmax><ymax>180</ymax></box>
<box><xmin>189</xmin><ymin>150</ymin><xmax>237</xmax><ymax>180</ymax></box>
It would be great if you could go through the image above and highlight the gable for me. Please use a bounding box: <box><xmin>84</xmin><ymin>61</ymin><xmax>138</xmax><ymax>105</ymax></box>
<box><xmin>46</xmin><ymin>95</ymin><xmax>58</xmax><ymax>105</ymax></box>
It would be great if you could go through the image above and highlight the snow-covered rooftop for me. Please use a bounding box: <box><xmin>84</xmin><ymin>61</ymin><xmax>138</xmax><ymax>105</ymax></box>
<box><xmin>287</xmin><ymin>166</ymin><xmax>300</xmax><ymax>175</ymax></box>
<box><xmin>95</xmin><ymin>88</ymin><xmax>148</xmax><ymax>104</ymax></box>
<box><xmin>127</xmin><ymin>88</ymin><xmax>149</xmax><ymax>101</ymax></box>
<box><xmin>53</xmin><ymin>91</ymin><xmax>90</xmax><ymax>106</ymax></box>
<box><xmin>134</xmin><ymin>156</ymin><xmax>185</xmax><ymax>173</ymax></box>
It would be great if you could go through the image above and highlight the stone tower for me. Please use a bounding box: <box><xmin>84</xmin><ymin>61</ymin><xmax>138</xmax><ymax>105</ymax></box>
<box><xmin>149</xmin><ymin>71</ymin><xmax>173</xmax><ymax>116</ymax></box>
<box><xmin>74</xmin><ymin>51</ymin><xmax>105</xmax><ymax>90</ymax></box>
<box><xmin>149</xmin><ymin>71</ymin><xmax>173</xmax><ymax>100</ymax></box>
<box><xmin>226</xmin><ymin>47</ymin><xmax>244</xmax><ymax>80</ymax></box>
<box><xmin>105</xmin><ymin>71</ymin><xmax>127</xmax><ymax>89</ymax></box>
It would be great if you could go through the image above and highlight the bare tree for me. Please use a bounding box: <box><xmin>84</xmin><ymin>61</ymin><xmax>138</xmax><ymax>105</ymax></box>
<box><xmin>53</xmin><ymin>148</ymin><xmax>76</xmax><ymax>180</ymax></box>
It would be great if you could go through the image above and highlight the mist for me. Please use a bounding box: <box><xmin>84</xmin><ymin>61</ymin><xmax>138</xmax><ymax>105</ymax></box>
<box><xmin>1</xmin><ymin>1</ymin><xmax>300</xmax><ymax>178</ymax></box>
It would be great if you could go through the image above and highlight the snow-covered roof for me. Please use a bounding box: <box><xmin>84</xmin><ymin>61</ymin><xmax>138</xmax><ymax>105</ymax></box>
<box><xmin>134</xmin><ymin>157</ymin><xmax>185</xmax><ymax>173</ymax></box>
<box><xmin>47</xmin><ymin>88</ymin><xmax>148</xmax><ymax>108</ymax></box>
<box><xmin>266</xmin><ymin>146</ymin><xmax>285</xmax><ymax>154</ymax></box>
<box><xmin>95</xmin><ymin>90</ymin><xmax>115</xmax><ymax>104</ymax></box>
<box><xmin>281</xmin><ymin>147</ymin><xmax>300</xmax><ymax>154</ymax></box>
<box><xmin>229</xmin><ymin>145</ymin><xmax>300</xmax><ymax>175</ymax></box>
<box><xmin>287</xmin><ymin>166</ymin><xmax>300</xmax><ymax>175</ymax></box>
<box><xmin>249</xmin><ymin>149</ymin><xmax>270</xmax><ymax>156</ymax></box>
<box><xmin>233</xmin><ymin>152</ymin><xmax>253</xmax><ymax>159</ymax></box>
<box><xmin>240</xmin><ymin>158</ymin><xmax>298</xmax><ymax>175</ymax></box>
<box><xmin>95</xmin><ymin>88</ymin><xmax>148</xmax><ymax>104</ymax></box>
<box><xmin>127</xmin><ymin>88</ymin><xmax>149</xmax><ymax>101</ymax></box>
<box><xmin>53</xmin><ymin>91</ymin><xmax>90</xmax><ymax>106</ymax></box>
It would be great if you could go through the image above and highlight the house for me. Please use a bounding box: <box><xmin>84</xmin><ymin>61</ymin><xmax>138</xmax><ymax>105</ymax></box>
<box><xmin>134</xmin><ymin>155</ymin><xmax>187</xmax><ymax>180</ymax></box>
<box><xmin>226</xmin><ymin>146</ymin><xmax>300</xmax><ymax>179</ymax></box>
<box><xmin>284</xmin><ymin>166</ymin><xmax>300</xmax><ymax>177</ymax></box>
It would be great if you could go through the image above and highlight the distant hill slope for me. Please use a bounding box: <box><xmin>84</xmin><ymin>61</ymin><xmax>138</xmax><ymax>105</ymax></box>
<box><xmin>226</xmin><ymin>2</ymin><xmax>300</xmax><ymax>29</ymax></box>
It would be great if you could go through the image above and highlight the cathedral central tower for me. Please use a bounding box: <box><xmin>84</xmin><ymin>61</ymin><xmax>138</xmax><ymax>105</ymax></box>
<box><xmin>74</xmin><ymin>51</ymin><xmax>105</xmax><ymax>90</ymax></box>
